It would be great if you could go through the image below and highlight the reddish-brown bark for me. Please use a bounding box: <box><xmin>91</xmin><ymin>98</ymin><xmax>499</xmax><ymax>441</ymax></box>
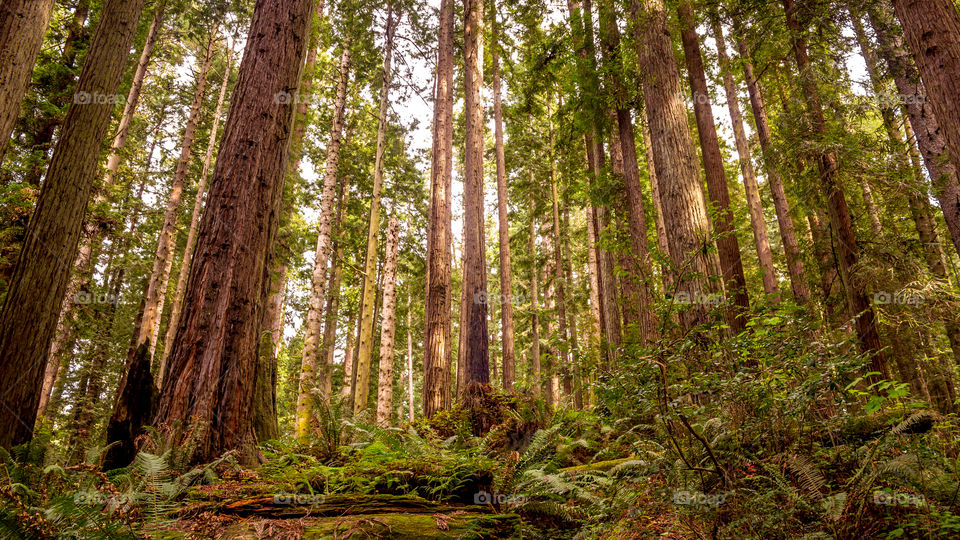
<box><xmin>0</xmin><ymin>0</ymin><xmax>146</xmax><ymax>449</ymax></box>
<box><xmin>153</xmin><ymin>0</ymin><xmax>314</xmax><ymax>464</ymax></box>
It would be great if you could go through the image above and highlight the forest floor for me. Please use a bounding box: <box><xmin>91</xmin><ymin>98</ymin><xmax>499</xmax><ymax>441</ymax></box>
<box><xmin>4</xmin><ymin>319</ymin><xmax>960</xmax><ymax>539</ymax></box>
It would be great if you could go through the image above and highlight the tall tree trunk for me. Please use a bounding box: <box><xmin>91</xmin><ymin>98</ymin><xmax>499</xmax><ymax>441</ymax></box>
<box><xmin>561</xmin><ymin>208</ymin><xmax>581</xmax><ymax>404</ymax></box>
<box><xmin>491</xmin><ymin>1</ymin><xmax>516</xmax><ymax>392</ymax></box>
<box><xmin>152</xmin><ymin>0</ymin><xmax>314</xmax><ymax>465</ymax></box>
<box><xmin>159</xmin><ymin>45</ymin><xmax>234</xmax><ymax>383</ymax></box>
<box><xmin>138</xmin><ymin>32</ymin><xmax>217</xmax><ymax>361</ymax></box>
<box><xmin>735</xmin><ymin>34</ymin><xmax>810</xmax><ymax>305</ymax></box>
<box><xmin>596</xmin><ymin>203</ymin><xmax>622</xmax><ymax>359</ymax></box>
<box><xmin>782</xmin><ymin>0</ymin><xmax>887</xmax><ymax>376</ymax></box>
<box><xmin>101</xmin><ymin>0</ymin><xmax>166</xmax><ymax>189</ymax></box>
<box><xmin>0</xmin><ymin>0</ymin><xmax>146</xmax><ymax>449</ymax></box>
<box><xmin>41</xmin><ymin>123</ymin><xmax>162</xmax><ymax>420</ymax></box>
<box><xmin>892</xmin><ymin>0</ymin><xmax>960</xmax><ymax>194</ymax></box>
<box><xmin>630</xmin><ymin>0</ymin><xmax>718</xmax><ymax>332</ymax></box>
<box><xmin>598</xmin><ymin>0</ymin><xmax>657</xmax><ymax>343</ymax></box>
<box><xmin>528</xmin><ymin>204</ymin><xmax>541</xmax><ymax>397</ymax></box>
<box><xmin>461</xmin><ymin>0</ymin><xmax>489</xmax><ymax>388</ymax></box>
<box><xmin>16</xmin><ymin>0</ymin><xmax>90</xmax><ymax>187</ymax></box>
<box><xmin>406</xmin><ymin>287</ymin><xmax>415</xmax><ymax>421</ymax></box>
<box><xmin>541</xmin><ymin>220</ymin><xmax>559</xmax><ymax>407</ymax></box>
<box><xmin>870</xmin><ymin>3</ymin><xmax>960</xmax><ymax>258</ymax></box>
<box><xmin>0</xmin><ymin>0</ymin><xmax>55</xmax><ymax>163</ymax></box>
<box><xmin>423</xmin><ymin>0</ymin><xmax>454</xmax><ymax>417</ymax></box>
<box><xmin>320</xmin><ymin>182</ymin><xmax>351</xmax><ymax>400</ymax></box>
<box><xmin>340</xmin><ymin>310</ymin><xmax>357</xmax><ymax>399</ymax></box>
<box><xmin>677</xmin><ymin>0</ymin><xmax>749</xmax><ymax>332</ymax></box>
<box><xmin>549</xmin><ymin>163</ymin><xmax>570</xmax><ymax>393</ymax></box>
<box><xmin>376</xmin><ymin>216</ymin><xmax>400</xmax><ymax>426</ymax></box>
<box><xmin>296</xmin><ymin>43</ymin><xmax>351</xmax><ymax>434</ymax></box>
<box><xmin>608</xmin><ymin>111</ymin><xmax>657</xmax><ymax>343</ymax></box>
<box><xmin>585</xmin><ymin>196</ymin><xmax>604</xmax><ymax>351</ymax></box>
<box><xmin>709</xmin><ymin>15</ymin><xmax>779</xmax><ymax>300</ymax></box>
<box><xmin>254</xmin><ymin>261</ymin><xmax>285</xmax><ymax>442</ymax></box>
<box><xmin>639</xmin><ymin>109</ymin><xmax>674</xmax><ymax>291</ymax></box>
<box><xmin>354</xmin><ymin>5</ymin><xmax>397</xmax><ymax>414</ymax></box>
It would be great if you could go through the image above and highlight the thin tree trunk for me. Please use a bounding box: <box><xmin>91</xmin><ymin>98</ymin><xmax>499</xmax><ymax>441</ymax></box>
<box><xmin>709</xmin><ymin>15</ymin><xmax>779</xmax><ymax>300</ymax></box>
<box><xmin>630</xmin><ymin>0</ymin><xmax>718</xmax><ymax>332</ymax></box>
<box><xmin>0</xmin><ymin>0</ymin><xmax>56</xmax><ymax>163</ymax></box>
<box><xmin>541</xmin><ymin>220</ymin><xmax>559</xmax><ymax>407</ymax></box>
<box><xmin>561</xmin><ymin>208</ymin><xmax>581</xmax><ymax>404</ymax></box>
<box><xmin>528</xmin><ymin>203</ymin><xmax>541</xmax><ymax>397</ymax></box>
<box><xmin>296</xmin><ymin>43</ymin><xmax>352</xmax><ymax>434</ymax></box>
<box><xmin>407</xmin><ymin>287</ymin><xmax>415</xmax><ymax>421</ymax></box>
<box><xmin>376</xmin><ymin>217</ymin><xmax>400</xmax><ymax>426</ymax></box>
<box><xmin>40</xmin><ymin>122</ymin><xmax>162</xmax><ymax>420</ymax></box>
<box><xmin>341</xmin><ymin>310</ymin><xmax>357</xmax><ymax>399</ymax></box>
<box><xmin>355</xmin><ymin>5</ymin><xmax>397</xmax><ymax>414</ymax></box>
<box><xmin>678</xmin><ymin>0</ymin><xmax>749</xmax><ymax>332</ymax></box>
<box><xmin>0</xmin><ymin>0</ymin><xmax>146</xmax><ymax>449</ymax></box>
<box><xmin>782</xmin><ymin>0</ymin><xmax>888</xmax><ymax>377</ymax></box>
<box><xmin>101</xmin><ymin>0</ymin><xmax>166</xmax><ymax>189</ymax></box>
<box><xmin>585</xmin><ymin>196</ymin><xmax>604</xmax><ymax>351</ymax></box>
<box><xmin>549</xmin><ymin>163</ymin><xmax>570</xmax><ymax>393</ymax></box>
<box><xmin>735</xmin><ymin>34</ymin><xmax>810</xmax><ymax>304</ymax></box>
<box><xmin>461</xmin><ymin>0</ymin><xmax>490</xmax><ymax>389</ymax></box>
<box><xmin>596</xmin><ymin>203</ymin><xmax>622</xmax><ymax>359</ymax></box>
<box><xmin>491</xmin><ymin>1</ymin><xmax>516</xmax><ymax>392</ymax></box>
<box><xmin>152</xmin><ymin>0</ymin><xmax>314</xmax><ymax>465</ymax></box>
<box><xmin>254</xmin><ymin>261</ymin><xmax>286</xmax><ymax>442</ymax></box>
<box><xmin>159</xmin><ymin>45</ymin><xmax>233</xmax><ymax>383</ymax></box>
<box><xmin>320</xmin><ymin>182</ymin><xmax>351</xmax><ymax>400</ymax></box>
<box><xmin>138</xmin><ymin>32</ymin><xmax>217</xmax><ymax>360</ymax></box>
<box><xmin>423</xmin><ymin>0</ymin><xmax>454</xmax><ymax>417</ymax></box>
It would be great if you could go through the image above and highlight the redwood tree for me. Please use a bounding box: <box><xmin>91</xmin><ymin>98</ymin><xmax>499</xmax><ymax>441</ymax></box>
<box><xmin>0</xmin><ymin>0</ymin><xmax>146</xmax><ymax>449</ymax></box>
<box><xmin>152</xmin><ymin>0</ymin><xmax>314</xmax><ymax>465</ymax></box>
<box><xmin>0</xmin><ymin>0</ymin><xmax>56</xmax><ymax>164</ymax></box>
<box><xmin>461</xmin><ymin>0</ymin><xmax>490</xmax><ymax>387</ymax></box>
<box><xmin>423</xmin><ymin>0</ymin><xmax>455</xmax><ymax>417</ymax></box>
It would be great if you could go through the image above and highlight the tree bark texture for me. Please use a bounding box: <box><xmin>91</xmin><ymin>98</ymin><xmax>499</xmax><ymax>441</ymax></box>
<box><xmin>376</xmin><ymin>217</ymin><xmax>400</xmax><ymax>426</ymax></box>
<box><xmin>152</xmin><ymin>0</ymin><xmax>313</xmax><ymax>465</ymax></box>
<box><xmin>0</xmin><ymin>0</ymin><xmax>56</xmax><ymax>163</ymax></box>
<box><xmin>461</xmin><ymin>0</ymin><xmax>490</xmax><ymax>387</ymax></box>
<box><xmin>0</xmin><ymin>0</ymin><xmax>146</xmax><ymax>449</ymax></box>
<box><xmin>423</xmin><ymin>0</ymin><xmax>455</xmax><ymax>417</ymax></box>
<box><xmin>631</xmin><ymin>0</ymin><xmax>718</xmax><ymax>332</ymax></box>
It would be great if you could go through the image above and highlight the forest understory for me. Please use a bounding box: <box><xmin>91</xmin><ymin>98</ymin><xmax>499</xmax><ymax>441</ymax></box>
<box><xmin>2</xmin><ymin>0</ymin><xmax>960</xmax><ymax>538</ymax></box>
